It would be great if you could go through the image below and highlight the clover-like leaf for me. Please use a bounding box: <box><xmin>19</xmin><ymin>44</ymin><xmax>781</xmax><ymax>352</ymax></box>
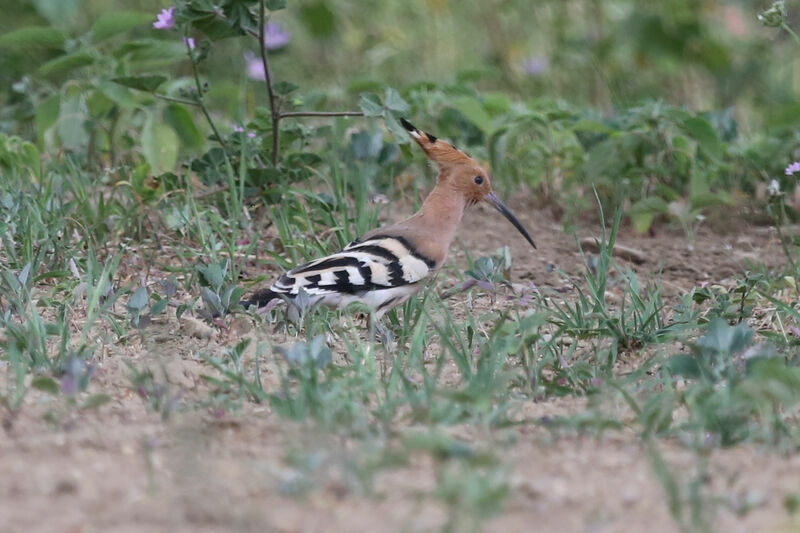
<box><xmin>128</xmin><ymin>287</ymin><xmax>149</xmax><ymax>311</ymax></box>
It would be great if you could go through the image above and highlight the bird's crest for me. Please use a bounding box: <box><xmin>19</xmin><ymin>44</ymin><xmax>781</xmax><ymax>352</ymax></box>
<box><xmin>400</xmin><ymin>118</ymin><xmax>475</xmax><ymax>168</ymax></box>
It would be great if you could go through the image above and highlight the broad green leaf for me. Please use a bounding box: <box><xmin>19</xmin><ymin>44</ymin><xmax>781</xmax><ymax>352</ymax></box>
<box><xmin>199</xmin><ymin>263</ymin><xmax>225</xmax><ymax>291</ymax></box>
<box><xmin>81</xmin><ymin>394</ymin><xmax>112</xmax><ymax>410</ymax></box>
<box><xmin>38</xmin><ymin>51</ymin><xmax>95</xmax><ymax>77</ymax></box>
<box><xmin>628</xmin><ymin>196</ymin><xmax>669</xmax><ymax>215</ymax></box>
<box><xmin>201</xmin><ymin>287</ymin><xmax>223</xmax><ymax>315</ymax></box>
<box><xmin>384</xmin><ymin>113</ymin><xmax>410</xmax><ymax>144</ymax></box>
<box><xmin>58</xmin><ymin>85</ymin><xmax>89</xmax><ymax>150</ymax></box>
<box><xmin>142</xmin><ymin>118</ymin><xmax>179</xmax><ymax>174</ymax></box>
<box><xmin>94</xmin><ymin>80</ymin><xmax>138</xmax><ymax>110</ymax></box>
<box><xmin>695</xmin><ymin>319</ymin><xmax>753</xmax><ymax>356</ymax></box>
<box><xmin>449</xmin><ymin>96</ymin><xmax>493</xmax><ymax>134</ymax></box>
<box><xmin>384</xmin><ymin>87</ymin><xmax>409</xmax><ymax>114</ymax></box>
<box><xmin>31</xmin><ymin>376</ymin><xmax>60</xmax><ymax>395</ymax></box>
<box><xmin>128</xmin><ymin>287</ymin><xmax>149</xmax><ymax>311</ymax></box>
<box><xmin>36</xmin><ymin>93</ymin><xmax>60</xmax><ymax>142</ymax></box>
<box><xmin>482</xmin><ymin>92</ymin><xmax>510</xmax><ymax>116</ymax></box>
<box><xmin>0</xmin><ymin>26</ymin><xmax>64</xmax><ymax>49</ymax></box>
<box><xmin>113</xmin><ymin>39</ymin><xmax>163</xmax><ymax>58</ymax></box>
<box><xmin>690</xmin><ymin>191</ymin><xmax>730</xmax><ymax>211</ymax></box>
<box><xmin>628</xmin><ymin>197</ymin><xmax>668</xmax><ymax>233</ymax></box>
<box><xmin>681</xmin><ymin>116</ymin><xmax>722</xmax><ymax>161</ymax></box>
<box><xmin>190</xmin><ymin>17</ymin><xmax>243</xmax><ymax>41</ymax></box>
<box><xmin>630</xmin><ymin>212</ymin><xmax>655</xmax><ymax>234</ymax></box>
<box><xmin>358</xmin><ymin>93</ymin><xmax>383</xmax><ymax>117</ymax></box>
<box><xmin>229</xmin><ymin>287</ymin><xmax>246</xmax><ymax>307</ymax></box>
<box><xmin>129</xmin><ymin>41</ymin><xmax>188</xmax><ymax>67</ymax></box>
<box><xmin>572</xmin><ymin>118</ymin><xmax>613</xmax><ymax>134</ymax></box>
<box><xmin>150</xmin><ymin>298</ymin><xmax>169</xmax><ymax>316</ymax></box>
<box><xmin>300</xmin><ymin>1</ymin><xmax>336</xmax><ymax>37</ymax></box>
<box><xmin>164</xmin><ymin>105</ymin><xmax>203</xmax><ymax>149</ymax></box>
<box><xmin>688</xmin><ymin>166</ymin><xmax>709</xmax><ymax>199</ymax></box>
<box><xmin>88</xmin><ymin>89</ymin><xmax>116</xmax><ymax>117</ymax></box>
<box><xmin>112</xmin><ymin>75</ymin><xmax>167</xmax><ymax>92</ymax></box>
<box><xmin>91</xmin><ymin>11</ymin><xmax>155</xmax><ymax>43</ymax></box>
<box><xmin>665</xmin><ymin>354</ymin><xmax>701</xmax><ymax>378</ymax></box>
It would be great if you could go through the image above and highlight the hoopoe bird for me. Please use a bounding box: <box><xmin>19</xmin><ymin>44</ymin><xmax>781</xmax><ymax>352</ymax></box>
<box><xmin>242</xmin><ymin>118</ymin><xmax>536</xmax><ymax>325</ymax></box>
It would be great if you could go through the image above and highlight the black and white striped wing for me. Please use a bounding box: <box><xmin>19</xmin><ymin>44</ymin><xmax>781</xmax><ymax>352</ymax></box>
<box><xmin>271</xmin><ymin>235</ymin><xmax>435</xmax><ymax>299</ymax></box>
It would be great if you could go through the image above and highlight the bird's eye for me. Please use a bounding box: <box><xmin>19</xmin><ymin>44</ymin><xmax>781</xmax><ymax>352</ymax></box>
<box><xmin>474</xmin><ymin>176</ymin><xmax>484</xmax><ymax>185</ymax></box>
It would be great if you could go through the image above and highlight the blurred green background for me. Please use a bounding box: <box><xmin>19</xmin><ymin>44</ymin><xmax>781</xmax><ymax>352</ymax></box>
<box><xmin>3</xmin><ymin>0</ymin><xmax>800</xmax><ymax>230</ymax></box>
<box><xmin>4</xmin><ymin>0</ymin><xmax>798</xmax><ymax>122</ymax></box>
<box><xmin>0</xmin><ymin>0</ymin><xmax>800</xmax><ymax>125</ymax></box>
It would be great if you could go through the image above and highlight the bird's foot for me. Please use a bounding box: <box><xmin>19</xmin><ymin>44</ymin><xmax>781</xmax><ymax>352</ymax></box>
<box><xmin>373</xmin><ymin>320</ymin><xmax>394</xmax><ymax>347</ymax></box>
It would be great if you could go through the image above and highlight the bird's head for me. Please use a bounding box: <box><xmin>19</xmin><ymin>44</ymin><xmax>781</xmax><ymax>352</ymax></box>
<box><xmin>400</xmin><ymin>117</ymin><xmax>537</xmax><ymax>249</ymax></box>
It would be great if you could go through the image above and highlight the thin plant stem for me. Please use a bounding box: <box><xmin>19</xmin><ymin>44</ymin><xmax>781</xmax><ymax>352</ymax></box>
<box><xmin>185</xmin><ymin>36</ymin><xmax>227</xmax><ymax>149</ymax></box>
<box><xmin>258</xmin><ymin>0</ymin><xmax>281</xmax><ymax>166</ymax></box>
<box><xmin>280</xmin><ymin>111</ymin><xmax>363</xmax><ymax>118</ymax></box>
<box><xmin>153</xmin><ymin>93</ymin><xmax>200</xmax><ymax>107</ymax></box>
<box><xmin>255</xmin><ymin>2</ymin><xmax>362</xmax><ymax>165</ymax></box>
<box><xmin>782</xmin><ymin>22</ymin><xmax>800</xmax><ymax>46</ymax></box>
<box><xmin>772</xmin><ymin>201</ymin><xmax>800</xmax><ymax>299</ymax></box>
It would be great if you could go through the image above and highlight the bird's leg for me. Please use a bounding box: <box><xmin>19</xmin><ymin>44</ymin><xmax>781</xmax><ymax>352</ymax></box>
<box><xmin>369</xmin><ymin>313</ymin><xmax>395</xmax><ymax>371</ymax></box>
<box><xmin>373</xmin><ymin>319</ymin><xmax>394</xmax><ymax>346</ymax></box>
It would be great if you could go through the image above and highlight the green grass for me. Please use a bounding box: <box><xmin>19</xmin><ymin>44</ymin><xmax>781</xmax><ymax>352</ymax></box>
<box><xmin>1</xmin><ymin>142</ymin><xmax>799</xmax><ymax>530</ymax></box>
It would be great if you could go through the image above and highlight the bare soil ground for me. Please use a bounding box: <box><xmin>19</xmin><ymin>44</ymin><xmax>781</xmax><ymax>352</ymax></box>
<box><xmin>2</xmin><ymin>203</ymin><xmax>798</xmax><ymax>533</ymax></box>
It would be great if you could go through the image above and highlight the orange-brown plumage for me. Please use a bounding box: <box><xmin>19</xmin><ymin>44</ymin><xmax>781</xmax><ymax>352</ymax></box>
<box><xmin>365</xmin><ymin>118</ymin><xmax>535</xmax><ymax>269</ymax></box>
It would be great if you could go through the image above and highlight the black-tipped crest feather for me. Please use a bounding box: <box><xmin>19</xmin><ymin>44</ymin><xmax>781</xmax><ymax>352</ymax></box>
<box><xmin>400</xmin><ymin>117</ymin><xmax>416</xmax><ymax>131</ymax></box>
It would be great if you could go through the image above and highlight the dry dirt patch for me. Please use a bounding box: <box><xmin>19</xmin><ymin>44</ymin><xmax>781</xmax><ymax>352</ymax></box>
<box><xmin>1</xmin><ymin>208</ymin><xmax>797</xmax><ymax>533</ymax></box>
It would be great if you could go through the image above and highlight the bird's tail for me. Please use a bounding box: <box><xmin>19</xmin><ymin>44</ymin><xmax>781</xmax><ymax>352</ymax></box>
<box><xmin>240</xmin><ymin>288</ymin><xmax>280</xmax><ymax>310</ymax></box>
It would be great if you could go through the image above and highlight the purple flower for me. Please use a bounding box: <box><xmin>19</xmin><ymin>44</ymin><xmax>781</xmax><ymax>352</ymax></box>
<box><xmin>523</xmin><ymin>56</ymin><xmax>549</xmax><ymax>77</ymax></box>
<box><xmin>264</xmin><ymin>21</ymin><xmax>290</xmax><ymax>50</ymax></box>
<box><xmin>518</xmin><ymin>281</ymin><xmax>539</xmax><ymax>307</ymax></box>
<box><xmin>233</xmin><ymin>124</ymin><xmax>257</xmax><ymax>138</ymax></box>
<box><xmin>153</xmin><ymin>6</ymin><xmax>176</xmax><ymax>30</ymax></box>
<box><xmin>183</xmin><ymin>37</ymin><xmax>196</xmax><ymax>50</ymax></box>
<box><xmin>519</xmin><ymin>291</ymin><xmax>534</xmax><ymax>307</ymax></box>
<box><xmin>785</xmin><ymin>161</ymin><xmax>800</xmax><ymax>176</ymax></box>
<box><xmin>243</xmin><ymin>51</ymin><xmax>266</xmax><ymax>80</ymax></box>
<box><xmin>477</xmin><ymin>279</ymin><xmax>495</xmax><ymax>292</ymax></box>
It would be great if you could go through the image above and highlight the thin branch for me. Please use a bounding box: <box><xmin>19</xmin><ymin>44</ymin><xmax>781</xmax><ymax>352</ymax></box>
<box><xmin>258</xmin><ymin>0</ymin><xmax>281</xmax><ymax>166</ymax></box>
<box><xmin>252</xmin><ymin>4</ymin><xmax>363</xmax><ymax>165</ymax></box>
<box><xmin>280</xmin><ymin>111</ymin><xmax>364</xmax><ymax>118</ymax></box>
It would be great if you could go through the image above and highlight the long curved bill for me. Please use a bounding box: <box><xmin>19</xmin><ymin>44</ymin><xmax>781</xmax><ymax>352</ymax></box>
<box><xmin>485</xmin><ymin>192</ymin><xmax>537</xmax><ymax>249</ymax></box>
